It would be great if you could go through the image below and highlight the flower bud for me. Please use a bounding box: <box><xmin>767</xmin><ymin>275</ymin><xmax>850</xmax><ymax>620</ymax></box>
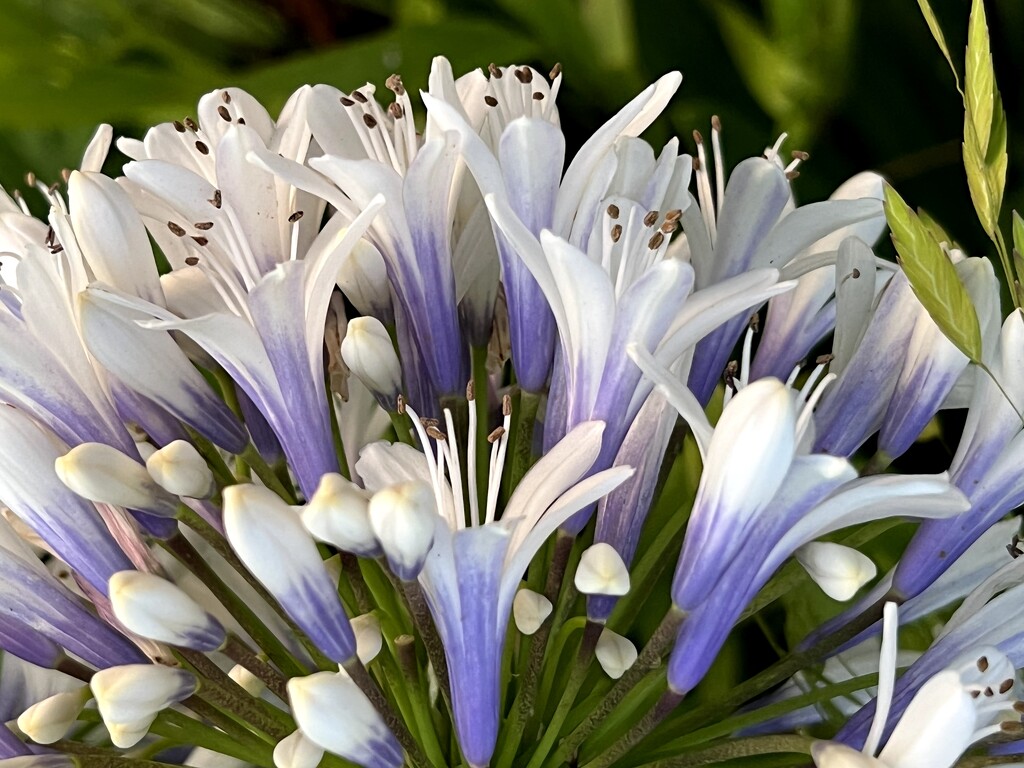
<box><xmin>595</xmin><ymin>629</ymin><xmax>638</xmax><ymax>680</ymax></box>
<box><xmin>574</xmin><ymin>543</ymin><xmax>630</xmax><ymax>597</ymax></box>
<box><xmin>17</xmin><ymin>687</ymin><xmax>91</xmax><ymax>744</ymax></box>
<box><xmin>302</xmin><ymin>473</ymin><xmax>381</xmax><ymax>558</ymax></box>
<box><xmin>336</xmin><ymin>239</ymin><xmax>392</xmax><ymax>322</ymax></box>
<box><xmin>145</xmin><ymin>440</ymin><xmax>215</xmax><ymax>498</ymax></box>
<box><xmin>55</xmin><ymin>443</ymin><xmax>178</xmax><ymax>516</ymax></box>
<box><xmin>368</xmin><ymin>482</ymin><xmax>437</xmax><ymax>580</ymax></box>
<box><xmin>274</xmin><ymin>730</ymin><xmax>324</xmax><ymax>768</ymax></box>
<box><xmin>796</xmin><ymin>542</ymin><xmax>877</xmax><ymax>602</ymax></box>
<box><xmin>109</xmin><ymin>570</ymin><xmax>226</xmax><ymax>651</ymax></box>
<box><xmin>341</xmin><ymin>317</ymin><xmax>402</xmax><ymax>407</ymax></box>
<box><xmin>288</xmin><ymin>671</ymin><xmax>403</xmax><ymax>768</ymax></box>
<box><xmin>351</xmin><ymin>613</ymin><xmax>383</xmax><ymax>665</ymax></box>
<box><xmin>513</xmin><ymin>589</ymin><xmax>553</xmax><ymax>636</ymax></box>
<box><xmin>91</xmin><ymin>664</ymin><xmax>197</xmax><ymax>747</ymax></box>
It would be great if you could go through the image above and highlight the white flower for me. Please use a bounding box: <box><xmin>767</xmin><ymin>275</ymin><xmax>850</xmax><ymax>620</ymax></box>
<box><xmin>90</xmin><ymin>664</ymin><xmax>197</xmax><ymax>748</ymax></box>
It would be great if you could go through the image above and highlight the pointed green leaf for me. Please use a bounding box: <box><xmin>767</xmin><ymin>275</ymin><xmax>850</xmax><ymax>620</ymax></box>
<box><xmin>883</xmin><ymin>184</ymin><xmax>983</xmax><ymax>363</ymax></box>
<box><xmin>916</xmin><ymin>0</ymin><xmax>962</xmax><ymax>93</ymax></box>
<box><xmin>1013</xmin><ymin>211</ymin><xmax>1024</xmax><ymax>257</ymax></box>
<box><xmin>965</xmin><ymin>0</ymin><xmax>995</xmax><ymax>155</ymax></box>
<box><xmin>917</xmin><ymin>207</ymin><xmax>955</xmax><ymax>248</ymax></box>
<box><xmin>963</xmin><ymin>118</ymin><xmax>998</xmax><ymax>235</ymax></box>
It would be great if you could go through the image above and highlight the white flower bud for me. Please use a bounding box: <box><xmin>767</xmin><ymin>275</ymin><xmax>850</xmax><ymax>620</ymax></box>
<box><xmin>288</xmin><ymin>671</ymin><xmax>403</xmax><ymax>768</ymax></box>
<box><xmin>796</xmin><ymin>542</ymin><xmax>877</xmax><ymax>602</ymax></box>
<box><xmin>368</xmin><ymin>481</ymin><xmax>437</xmax><ymax>580</ymax></box>
<box><xmin>17</xmin><ymin>687</ymin><xmax>91</xmax><ymax>744</ymax></box>
<box><xmin>91</xmin><ymin>664</ymin><xmax>197</xmax><ymax>748</ymax></box>
<box><xmin>513</xmin><ymin>589</ymin><xmax>553</xmax><ymax>635</ymax></box>
<box><xmin>109</xmin><ymin>570</ymin><xmax>226</xmax><ymax>651</ymax></box>
<box><xmin>146</xmin><ymin>440</ymin><xmax>215</xmax><ymax>498</ymax></box>
<box><xmin>336</xmin><ymin>239</ymin><xmax>392</xmax><ymax>320</ymax></box>
<box><xmin>595</xmin><ymin>629</ymin><xmax>638</xmax><ymax>680</ymax></box>
<box><xmin>341</xmin><ymin>317</ymin><xmax>402</xmax><ymax>404</ymax></box>
<box><xmin>302</xmin><ymin>473</ymin><xmax>380</xmax><ymax>558</ymax></box>
<box><xmin>229</xmin><ymin>664</ymin><xmax>266</xmax><ymax>697</ymax></box>
<box><xmin>351</xmin><ymin>613</ymin><xmax>382</xmax><ymax>664</ymax></box>
<box><xmin>55</xmin><ymin>443</ymin><xmax>178</xmax><ymax>516</ymax></box>
<box><xmin>574</xmin><ymin>543</ymin><xmax>631</xmax><ymax>597</ymax></box>
<box><xmin>274</xmin><ymin>730</ymin><xmax>324</xmax><ymax>768</ymax></box>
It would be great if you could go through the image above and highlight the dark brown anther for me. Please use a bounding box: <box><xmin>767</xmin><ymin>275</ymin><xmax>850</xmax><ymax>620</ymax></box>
<box><xmin>185</xmin><ymin>256</ymin><xmax>200</xmax><ymax>266</ymax></box>
<box><xmin>48</xmin><ymin>181</ymin><xmax>61</xmax><ymax>194</ymax></box>
<box><xmin>44</xmin><ymin>227</ymin><xmax>54</xmax><ymax>246</ymax></box>
<box><xmin>985</xmin><ymin>687</ymin><xmax>994</xmax><ymax>697</ymax></box>
<box><xmin>1001</xmin><ymin>679</ymin><xmax>1014</xmax><ymax>694</ymax></box>
<box><xmin>749</xmin><ymin>312</ymin><xmax>760</xmax><ymax>333</ymax></box>
<box><xmin>172</xmin><ymin>120</ymin><xmax>186</xmax><ymax>133</ymax></box>
<box><xmin>61</xmin><ymin>168</ymin><xmax>71</xmax><ymax>184</ymax></box>
<box><xmin>351</xmin><ymin>90</ymin><xmax>368</xmax><ymax>104</ymax></box>
<box><xmin>386</xmin><ymin>74</ymin><xmax>406</xmax><ymax>95</ymax></box>
<box><xmin>610</xmin><ymin>224</ymin><xmax>622</xmax><ymax>243</ymax></box>
<box><xmin>195</xmin><ymin>141</ymin><xmax>210</xmax><ymax>155</ymax></box>
<box><xmin>816</xmin><ymin>353</ymin><xmax>835</xmax><ymax>366</ymax></box>
<box><xmin>210</xmin><ymin>190</ymin><xmax>222</xmax><ymax>209</ymax></box>
<box><xmin>363</xmin><ymin>114</ymin><xmax>378</xmax><ymax>129</ymax></box>
<box><xmin>979</xmin><ymin>656</ymin><xmax>991</xmax><ymax>673</ymax></box>
<box><xmin>288</xmin><ymin>211</ymin><xmax>304</xmax><ymax>223</ymax></box>
<box><xmin>466</xmin><ymin>380</ymin><xmax>475</xmax><ymax>400</ymax></box>
<box><xmin>488</xmin><ymin>63</ymin><xmax>503</xmax><ymax>79</ymax></box>
<box><xmin>660</xmin><ymin>220</ymin><xmax>678</xmax><ymax>234</ymax></box>
<box><xmin>792</xmin><ymin>150</ymin><xmax>810</xmax><ymax>161</ymax></box>
<box><xmin>786</xmin><ymin>170</ymin><xmax>800</xmax><ymax>180</ymax></box>
<box><xmin>388</xmin><ymin>102</ymin><xmax>405</xmax><ymax>119</ymax></box>
<box><xmin>167</xmin><ymin>222</ymin><xmax>186</xmax><ymax>237</ymax></box>
<box><xmin>184</xmin><ymin>117</ymin><xmax>198</xmax><ymax>131</ymax></box>
<box><xmin>191</xmin><ymin>236</ymin><xmax>209</xmax><ymax>246</ymax></box>
<box><xmin>194</xmin><ymin>221</ymin><xmax>214</xmax><ymax>231</ymax></box>
<box><xmin>1014</xmin><ymin>700</ymin><xmax>1024</xmax><ymax>713</ymax></box>
<box><xmin>237</xmin><ymin>117</ymin><xmax>246</xmax><ymax>125</ymax></box>
<box><xmin>711</xmin><ymin>115</ymin><xmax>722</xmax><ymax>132</ymax></box>
<box><xmin>532</xmin><ymin>92</ymin><xmax>544</xmax><ymax>101</ymax></box>
<box><xmin>693</xmin><ymin>129</ymin><xmax>704</xmax><ymax>145</ymax></box>
<box><xmin>25</xmin><ymin>171</ymin><xmax>37</xmax><ymax>187</ymax></box>
<box><xmin>665</xmin><ymin>208</ymin><xmax>683</xmax><ymax>223</ymax></box>
<box><xmin>648</xmin><ymin>231</ymin><xmax>665</xmax><ymax>250</ymax></box>
<box><xmin>426</xmin><ymin>425</ymin><xmax>447</xmax><ymax>442</ymax></box>
<box><xmin>397</xmin><ymin>394</ymin><xmax>406</xmax><ymax>414</ymax></box>
<box><xmin>49</xmin><ymin>244</ymin><xmax>64</xmax><ymax>254</ymax></box>
<box><xmin>502</xmin><ymin>394</ymin><xmax>512</xmax><ymax>416</ymax></box>
<box><xmin>724</xmin><ymin>360</ymin><xmax>739</xmax><ymax>392</ymax></box>
<box><xmin>607</xmin><ymin>204</ymin><xmax>620</xmax><ymax>219</ymax></box>
<box><xmin>340</xmin><ymin>96</ymin><xmax>355</xmax><ymax>107</ymax></box>
<box><xmin>549</xmin><ymin>62</ymin><xmax>562</xmax><ymax>79</ymax></box>
<box><xmin>484</xmin><ymin>95</ymin><xmax>499</xmax><ymax>107</ymax></box>
<box><xmin>217</xmin><ymin>105</ymin><xmax>231</xmax><ymax>121</ymax></box>
<box><xmin>692</xmin><ymin>156</ymin><xmax>702</xmax><ymax>171</ymax></box>
<box><xmin>514</xmin><ymin>67</ymin><xmax>533</xmax><ymax>84</ymax></box>
<box><xmin>221</xmin><ymin>90</ymin><xmax>231</xmax><ymax>103</ymax></box>
<box><xmin>419</xmin><ymin>417</ymin><xmax>440</xmax><ymax>429</ymax></box>
<box><xmin>971</xmin><ymin>690</ymin><xmax>982</xmax><ymax>699</ymax></box>
<box><xmin>487</xmin><ymin>426</ymin><xmax>506</xmax><ymax>443</ymax></box>
<box><xmin>643</xmin><ymin>210</ymin><xmax>659</xmax><ymax>227</ymax></box>
<box><xmin>851</xmin><ymin>268</ymin><xmax>861</xmax><ymax>279</ymax></box>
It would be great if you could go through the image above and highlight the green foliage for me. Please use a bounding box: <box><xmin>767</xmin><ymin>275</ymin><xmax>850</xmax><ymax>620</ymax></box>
<box><xmin>883</xmin><ymin>183</ymin><xmax>983</xmax><ymax>363</ymax></box>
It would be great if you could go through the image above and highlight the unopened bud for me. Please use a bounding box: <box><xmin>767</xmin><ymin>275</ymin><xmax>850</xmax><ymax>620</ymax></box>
<box><xmin>17</xmin><ymin>687</ymin><xmax>91</xmax><ymax>744</ymax></box>
<box><xmin>91</xmin><ymin>664</ymin><xmax>197</xmax><ymax>747</ymax></box>
<box><xmin>336</xmin><ymin>239</ymin><xmax>392</xmax><ymax>321</ymax></box>
<box><xmin>595</xmin><ymin>629</ymin><xmax>637</xmax><ymax>679</ymax></box>
<box><xmin>229</xmin><ymin>664</ymin><xmax>266</xmax><ymax>697</ymax></box>
<box><xmin>274</xmin><ymin>729</ymin><xmax>324</xmax><ymax>768</ymax></box>
<box><xmin>109</xmin><ymin>570</ymin><xmax>226</xmax><ymax>651</ymax></box>
<box><xmin>368</xmin><ymin>482</ymin><xmax>437</xmax><ymax>580</ymax></box>
<box><xmin>795</xmin><ymin>542</ymin><xmax>877</xmax><ymax>601</ymax></box>
<box><xmin>341</xmin><ymin>317</ymin><xmax>402</xmax><ymax>407</ymax></box>
<box><xmin>513</xmin><ymin>589</ymin><xmax>553</xmax><ymax>635</ymax></box>
<box><xmin>145</xmin><ymin>440</ymin><xmax>214</xmax><ymax>498</ymax></box>
<box><xmin>302</xmin><ymin>473</ymin><xmax>380</xmax><ymax>558</ymax></box>
<box><xmin>575</xmin><ymin>543</ymin><xmax>630</xmax><ymax>597</ymax></box>
<box><xmin>56</xmin><ymin>443</ymin><xmax>178</xmax><ymax>516</ymax></box>
<box><xmin>351</xmin><ymin>613</ymin><xmax>382</xmax><ymax>664</ymax></box>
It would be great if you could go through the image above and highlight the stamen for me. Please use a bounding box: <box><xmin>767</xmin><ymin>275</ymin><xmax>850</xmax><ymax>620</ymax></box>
<box><xmin>607</xmin><ymin>204</ymin><xmax>620</xmax><ymax>219</ymax></box>
<box><xmin>487</xmin><ymin>427</ymin><xmax>505</xmax><ymax>443</ymax></box>
<box><xmin>288</xmin><ymin>211</ymin><xmax>304</xmax><ymax>223</ymax></box>
<box><xmin>765</xmin><ymin>133</ymin><xmax>788</xmax><ymax>163</ymax></box>
<box><xmin>167</xmin><ymin>222</ymin><xmax>186</xmax><ymax>237</ymax></box>
<box><xmin>217</xmin><ymin>106</ymin><xmax>231</xmax><ymax>122</ymax></box>
<box><xmin>442</xmin><ymin>409</ymin><xmax>467</xmax><ymax>529</ymax></box>
<box><xmin>184</xmin><ymin>256</ymin><xmax>200</xmax><ymax>266</ymax></box>
<box><xmin>194</xmin><ymin>221</ymin><xmax>214</xmax><ymax>231</ymax></box>
<box><xmin>647</xmin><ymin>232</ymin><xmax>665</xmax><ymax>250</ymax></box>
<box><xmin>221</xmin><ymin>90</ymin><xmax>231</xmax><ymax>104</ymax></box>
<box><xmin>488</xmin><ymin>63</ymin><xmax>503</xmax><ymax>79</ymax></box>
<box><xmin>692</xmin><ymin>130</ymin><xmax>717</xmax><ymax>245</ymax></box>
<box><xmin>172</xmin><ymin>120</ymin><xmax>186</xmax><ymax>133</ymax></box>
<box><xmin>643</xmin><ymin>210</ymin><xmax>659</xmax><ymax>227</ymax></box>
<box><xmin>711</xmin><ymin>116</ymin><xmax>725</xmax><ymax>211</ymax></box>
<box><xmin>184</xmin><ymin>117</ymin><xmax>198</xmax><ymax>132</ymax></box>
<box><xmin>549</xmin><ymin>62</ymin><xmax>562</xmax><ymax>79</ymax></box>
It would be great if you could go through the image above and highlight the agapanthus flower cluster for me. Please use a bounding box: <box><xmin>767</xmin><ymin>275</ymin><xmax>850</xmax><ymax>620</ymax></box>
<box><xmin>0</xmin><ymin>53</ymin><xmax>1022</xmax><ymax>768</ymax></box>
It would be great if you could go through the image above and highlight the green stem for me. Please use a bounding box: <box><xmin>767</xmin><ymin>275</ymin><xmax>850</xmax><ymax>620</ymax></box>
<box><xmin>510</xmin><ymin>390</ymin><xmax>541</xmax><ymax>486</ymax></box>
<box><xmin>157</xmin><ymin>707</ymin><xmax>275</xmax><ymax>766</ymax></box>
<box><xmin>649</xmin><ymin>734</ymin><xmax>815</xmax><ymax>767</ymax></box>
<box><xmin>240</xmin><ymin>444</ymin><xmax>298</xmax><ymax>504</ymax></box>
<box><xmin>222</xmin><ymin>634</ymin><xmax>291</xmax><ymax>702</ymax></box>
<box><xmin>470</xmin><ymin>345</ymin><xmax>490</xmax><ymax>518</ymax></box>
<box><xmin>395</xmin><ymin>634</ymin><xmax>450</xmax><ymax>767</ymax></box>
<box><xmin>580</xmin><ymin>689</ymin><xmax>683</xmax><ymax>768</ymax></box>
<box><xmin>401</xmin><ymin>579</ymin><xmax>453</xmax><ymax>715</ymax></box>
<box><xmin>343</xmin><ymin>658</ymin><xmax>430</xmax><ymax>768</ymax></box>
<box><xmin>326</xmin><ymin>373</ymin><xmax>351</xmax><ymax>480</ymax></box>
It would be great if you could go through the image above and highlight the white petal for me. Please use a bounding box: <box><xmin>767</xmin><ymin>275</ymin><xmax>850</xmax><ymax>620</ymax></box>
<box><xmin>17</xmin><ymin>688</ymin><xmax>90</xmax><ymax>744</ymax></box>
<box><xmin>351</xmin><ymin>613</ymin><xmax>382</xmax><ymax>664</ymax></box>
<box><xmin>595</xmin><ymin>629</ymin><xmax>638</xmax><ymax>679</ymax></box>
<box><xmin>796</xmin><ymin>542</ymin><xmax>877</xmax><ymax>602</ymax></box>
<box><xmin>302</xmin><ymin>473</ymin><xmax>379</xmax><ymax>558</ymax></box>
<box><xmin>146</xmin><ymin>440</ymin><xmax>215</xmax><ymax>499</ymax></box>
<box><xmin>512</xmin><ymin>589</ymin><xmax>552</xmax><ymax>635</ymax></box>
<box><xmin>574</xmin><ymin>543</ymin><xmax>631</xmax><ymax>597</ymax></box>
<box><xmin>811</xmin><ymin>742</ymin><xmax>882</xmax><ymax>768</ymax></box>
<box><xmin>368</xmin><ymin>481</ymin><xmax>437</xmax><ymax>580</ymax></box>
<box><xmin>55</xmin><ymin>442</ymin><xmax>178</xmax><ymax>516</ymax></box>
<box><xmin>109</xmin><ymin>570</ymin><xmax>225</xmax><ymax>651</ymax></box>
<box><xmin>274</xmin><ymin>730</ymin><xmax>325</xmax><ymax>768</ymax></box>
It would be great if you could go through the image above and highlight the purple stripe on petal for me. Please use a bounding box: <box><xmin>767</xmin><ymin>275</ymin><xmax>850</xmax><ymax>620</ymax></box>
<box><xmin>0</xmin><ymin>616</ymin><xmax>63</xmax><ymax>668</ymax></box>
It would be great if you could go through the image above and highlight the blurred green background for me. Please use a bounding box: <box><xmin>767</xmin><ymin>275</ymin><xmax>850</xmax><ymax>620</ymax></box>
<box><xmin>0</xmin><ymin>0</ymin><xmax>1021</xmax><ymax>256</ymax></box>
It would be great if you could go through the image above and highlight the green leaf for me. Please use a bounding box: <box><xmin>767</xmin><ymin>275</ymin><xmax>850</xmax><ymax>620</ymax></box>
<box><xmin>965</xmin><ymin>0</ymin><xmax>995</xmax><ymax>156</ymax></box>
<box><xmin>1013</xmin><ymin>211</ymin><xmax>1024</xmax><ymax>257</ymax></box>
<box><xmin>963</xmin><ymin>118</ymin><xmax>997</xmax><ymax>235</ymax></box>
<box><xmin>883</xmin><ymin>184</ymin><xmax>983</xmax><ymax>363</ymax></box>
<box><xmin>916</xmin><ymin>0</ymin><xmax>962</xmax><ymax>93</ymax></box>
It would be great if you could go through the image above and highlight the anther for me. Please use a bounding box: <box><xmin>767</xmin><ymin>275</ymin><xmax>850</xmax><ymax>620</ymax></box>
<box><xmin>660</xmin><ymin>220</ymin><xmax>678</xmax><ymax>234</ymax></box>
<box><xmin>194</xmin><ymin>221</ymin><xmax>214</xmax><ymax>231</ymax></box>
<box><xmin>532</xmin><ymin>92</ymin><xmax>544</xmax><ymax>101</ymax></box>
<box><xmin>385</xmin><ymin>74</ymin><xmax>406</xmax><ymax>95</ymax></box>
<box><xmin>792</xmin><ymin>150</ymin><xmax>810</xmax><ymax>161</ymax></box>
<box><xmin>488</xmin><ymin>63</ymin><xmax>502</xmax><ymax>79</ymax></box>
<box><xmin>549</xmin><ymin>63</ymin><xmax>562</xmax><ymax>79</ymax></box>
<box><xmin>340</xmin><ymin>96</ymin><xmax>355</xmax><ymax>107</ymax></box>
<box><xmin>514</xmin><ymin>67</ymin><xmax>533</xmax><ymax>84</ymax></box>
<box><xmin>209</xmin><ymin>190</ymin><xmax>222</xmax><ymax>209</ymax></box>
<box><xmin>979</xmin><ymin>656</ymin><xmax>990</xmax><ymax>673</ymax></box>
<box><xmin>221</xmin><ymin>91</ymin><xmax>231</xmax><ymax>104</ymax></box>
<box><xmin>643</xmin><ymin>210</ymin><xmax>659</xmax><ymax>227</ymax></box>
<box><xmin>388</xmin><ymin>102</ymin><xmax>405</xmax><ymax>119</ymax></box>
<box><xmin>351</xmin><ymin>90</ymin><xmax>368</xmax><ymax>104</ymax></box>
<box><xmin>1013</xmin><ymin>700</ymin><xmax>1024</xmax><ymax>713</ymax></box>
<box><xmin>419</xmin><ymin>417</ymin><xmax>440</xmax><ymax>429</ymax></box>
<box><xmin>711</xmin><ymin>115</ymin><xmax>722</xmax><ymax>132</ymax></box>
<box><xmin>502</xmin><ymin>394</ymin><xmax>512</xmax><ymax>416</ymax></box>
<box><xmin>217</xmin><ymin>106</ymin><xmax>231</xmax><ymax>121</ymax></box>
<box><xmin>971</xmin><ymin>690</ymin><xmax>982</xmax><ymax>699</ymax></box>
<box><xmin>172</xmin><ymin>120</ymin><xmax>186</xmax><ymax>133</ymax></box>
<box><xmin>692</xmin><ymin>156</ymin><xmax>702</xmax><ymax>171</ymax></box>
<box><xmin>288</xmin><ymin>211</ymin><xmax>304</xmax><ymax>223</ymax></box>
<box><xmin>785</xmin><ymin>170</ymin><xmax>800</xmax><ymax>180</ymax></box>
<box><xmin>1001</xmin><ymin>679</ymin><xmax>1014</xmax><ymax>694</ymax></box>
<box><xmin>25</xmin><ymin>171</ymin><xmax>37</xmax><ymax>187</ymax></box>
<box><xmin>363</xmin><ymin>114</ymin><xmax>378</xmax><ymax>129</ymax></box>
<box><xmin>610</xmin><ymin>224</ymin><xmax>622</xmax><ymax>243</ymax></box>
<box><xmin>426</xmin><ymin>426</ymin><xmax>447</xmax><ymax>442</ymax></box>
<box><xmin>484</xmin><ymin>95</ymin><xmax>499</xmax><ymax>107</ymax></box>
<box><xmin>665</xmin><ymin>208</ymin><xmax>683</xmax><ymax>223</ymax></box>
<box><xmin>185</xmin><ymin>256</ymin><xmax>200</xmax><ymax>266</ymax></box>
<box><xmin>815</xmin><ymin>354</ymin><xmax>834</xmax><ymax>366</ymax></box>
<box><xmin>397</xmin><ymin>394</ymin><xmax>406</xmax><ymax>414</ymax></box>
<box><xmin>167</xmin><ymin>222</ymin><xmax>186</xmax><ymax>237</ymax></box>
<box><xmin>61</xmin><ymin>169</ymin><xmax>71</xmax><ymax>183</ymax></box>
<box><xmin>191</xmin><ymin>236</ymin><xmax>209</xmax><ymax>246</ymax></box>
<box><xmin>607</xmin><ymin>204</ymin><xmax>620</xmax><ymax>219</ymax></box>
<box><xmin>48</xmin><ymin>181</ymin><xmax>61</xmax><ymax>194</ymax></box>
<box><xmin>693</xmin><ymin>129</ymin><xmax>704</xmax><ymax>145</ymax></box>
<box><xmin>749</xmin><ymin>313</ymin><xmax>761</xmax><ymax>333</ymax></box>
<box><xmin>195</xmin><ymin>141</ymin><xmax>210</xmax><ymax>155</ymax></box>
<box><xmin>487</xmin><ymin>427</ymin><xmax>506</xmax><ymax>444</ymax></box>
<box><xmin>49</xmin><ymin>244</ymin><xmax>63</xmax><ymax>254</ymax></box>
<box><xmin>184</xmin><ymin>117</ymin><xmax>198</xmax><ymax>131</ymax></box>
<box><xmin>466</xmin><ymin>380</ymin><xmax>475</xmax><ymax>400</ymax></box>
<box><xmin>985</xmin><ymin>687</ymin><xmax>994</xmax><ymax>697</ymax></box>
<box><xmin>648</xmin><ymin>232</ymin><xmax>665</xmax><ymax>250</ymax></box>
<box><xmin>851</xmin><ymin>268</ymin><xmax>861</xmax><ymax>279</ymax></box>
<box><xmin>237</xmin><ymin>117</ymin><xmax>246</xmax><ymax>125</ymax></box>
